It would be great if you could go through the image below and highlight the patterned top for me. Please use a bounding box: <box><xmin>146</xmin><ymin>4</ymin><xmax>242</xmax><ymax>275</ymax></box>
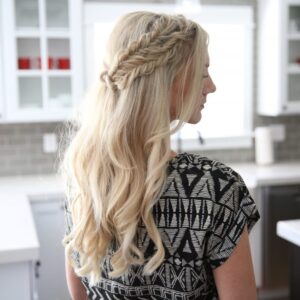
<box><xmin>64</xmin><ymin>152</ymin><xmax>260</xmax><ymax>300</ymax></box>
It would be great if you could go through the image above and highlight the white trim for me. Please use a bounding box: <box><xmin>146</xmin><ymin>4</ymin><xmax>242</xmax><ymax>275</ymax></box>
<box><xmin>0</xmin><ymin>0</ymin><xmax>4</xmax><ymax>120</ymax></box>
<box><xmin>40</xmin><ymin>0</ymin><xmax>47</xmax><ymax>109</ymax></box>
<box><xmin>3</xmin><ymin>0</ymin><xmax>18</xmax><ymax>118</ymax></box>
<box><xmin>244</xmin><ymin>11</ymin><xmax>255</xmax><ymax>139</ymax></box>
<box><xmin>171</xmin><ymin>134</ymin><xmax>253</xmax><ymax>152</ymax></box>
<box><xmin>282</xmin><ymin>0</ymin><xmax>288</xmax><ymax>112</ymax></box>
<box><xmin>70</xmin><ymin>0</ymin><xmax>84</xmax><ymax>106</ymax></box>
<box><xmin>185</xmin><ymin>5</ymin><xmax>253</xmax><ymax>24</ymax></box>
<box><xmin>0</xmin><ymin>108</ymin><xmax>73</xmax><ymax>123</ymax></box>
<box><xmin>15</xmin><ymin>30</ymin><xmax>41</xmax><ymax>38</ymax></box>
<box><xmin>84</xmin><ymin>3</ymin><xmax>178</xmax><ymax>25</ymax></box>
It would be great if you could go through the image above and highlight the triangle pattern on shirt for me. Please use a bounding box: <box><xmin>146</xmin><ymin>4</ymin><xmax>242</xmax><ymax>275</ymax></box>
<box><xmin>187</xmin><ymin>174</ymin><xmax>198</xmax><ymax>186</ymax></box>
<box><xmin>219</xmin><ymin>178</ymin><xmax>228</xmax><ymax>192</ymax></box>
<box><xmin>183</xmin><ymin>240</ymin><xmax>192</xmax><ymax>253</ymax></box>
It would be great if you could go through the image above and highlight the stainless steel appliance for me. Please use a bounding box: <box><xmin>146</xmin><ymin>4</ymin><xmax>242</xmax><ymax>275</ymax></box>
<box><xmin>259</xmin><ymin>185</ymin><xmax>300</xmax><ymax>300</ymax></box>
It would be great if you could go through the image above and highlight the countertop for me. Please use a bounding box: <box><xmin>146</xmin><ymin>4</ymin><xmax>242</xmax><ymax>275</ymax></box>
<box><xmin>230</xmin><ymin>160</ymin><xmax>300</xmax><ymax>189</ymax></box>
<box><xmin>0</xmin><ymin>174</ymin><xmax>64</xmax><ymax>264</ymax></box>
<box><xmin>1</xmin><ymin>160</ymin><xmax>300</xmax><ymax>265</ymax></box>
<box><xmin>277</xmin><ymin>219</ymin><xmax>300</xmax><ymax>248</ymax></box>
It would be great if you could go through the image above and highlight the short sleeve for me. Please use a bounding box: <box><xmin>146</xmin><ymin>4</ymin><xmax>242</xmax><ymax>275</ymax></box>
<box><xmin>206</xmin><ymin>171</ymin><xmax>260</xmax><ymax>269</ymax></box>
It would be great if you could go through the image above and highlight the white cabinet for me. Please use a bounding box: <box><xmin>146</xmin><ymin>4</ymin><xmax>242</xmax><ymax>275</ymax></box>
<box><xmin>30</xmin><ymin>197</ymin><xmax>70</xmax><ymax>300</ymax></box>
<box><xmin>258</xmin><ymin>0</ymin><xmax>300</xmax><ymax>116</ymax></box>
<box><xmin>0</xmin><ymin>0</ymin><xmax>83</xmax><ymax>123</ymax></box>
<box><xmin>0</xmin><ymin>261</ymin><xmax>34</xmax><ymax>300</ymax></box>
<box><xmin>0</xmin><ymin>0</ymin><xmax>4</xmax><ymax>120</ymax></box>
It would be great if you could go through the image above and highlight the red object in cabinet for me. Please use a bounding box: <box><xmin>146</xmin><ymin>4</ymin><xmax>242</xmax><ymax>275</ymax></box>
<box><xmin>58</xmin><ymin>58</ymin><xmax>70</xmax><ymax>69</ymax></box>
<box><xmin>37</xmin><ymin>57</ymin><xmax>55</xmax><ymax>69</ymax></box>
<box><xmin>48</xmin><ymin>57</ymin><xmax>54</xmax><ymax>69</ymax></box>
<box><xmin>18</xmin><ymin>57</ymin><xmax>31</xmax><ymax>69</ymax></box>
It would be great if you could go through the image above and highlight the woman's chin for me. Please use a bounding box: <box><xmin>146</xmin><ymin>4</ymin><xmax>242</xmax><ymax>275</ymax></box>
<box><xmin>188</xmin><ymin>112</ymin><xmax>202</xmax><ymax>124</ymax></box>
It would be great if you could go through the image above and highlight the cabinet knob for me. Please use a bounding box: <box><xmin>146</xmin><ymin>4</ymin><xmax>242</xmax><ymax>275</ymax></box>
<box><xmin>35</xmin><ymin>260</ymin><xmax>41</xmax><ymax>278</ymax></box>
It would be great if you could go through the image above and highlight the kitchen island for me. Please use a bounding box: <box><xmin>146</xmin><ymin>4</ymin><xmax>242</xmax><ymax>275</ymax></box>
<box><xmin>277</xmin><ymin>219</ymin><xmax>300</xmax><ymax>300</ymax></box>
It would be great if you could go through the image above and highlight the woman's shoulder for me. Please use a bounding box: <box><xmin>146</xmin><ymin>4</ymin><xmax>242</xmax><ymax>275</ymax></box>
<box><xmin>168</xmin><ymin>151</ymin><xmax>243</xmax><ymax>184</ymax></box>
<box><xmin>166</xmin><ymin>151</ymin><xmax>260</xmax><ymax>234</ymax></box>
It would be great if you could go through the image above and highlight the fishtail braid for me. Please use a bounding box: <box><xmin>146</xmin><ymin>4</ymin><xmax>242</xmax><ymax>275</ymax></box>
<box><xmin>100</xmin><ymin>14</ymin><xmax>197</xmax><ymax>91</ymax></box>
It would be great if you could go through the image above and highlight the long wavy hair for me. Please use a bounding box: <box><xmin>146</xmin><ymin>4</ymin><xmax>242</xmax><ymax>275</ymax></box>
<box><xmin>61</xmin><ymin>11</ymin><xmax>208</xmax><ymax>286</ymax></box>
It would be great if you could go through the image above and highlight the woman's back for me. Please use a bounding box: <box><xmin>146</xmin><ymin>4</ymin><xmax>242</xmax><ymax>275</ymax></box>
<box><xmin>65</xmin><ymin>152</ymin><xmax>259</xmax><ymax>299</ymax></box>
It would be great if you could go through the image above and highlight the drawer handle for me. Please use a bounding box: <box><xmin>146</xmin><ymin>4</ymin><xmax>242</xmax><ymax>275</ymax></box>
<box><xmin>35</xmin><ymin>260</ymin><xmax>41</xmax><ymax>278</ymax></box>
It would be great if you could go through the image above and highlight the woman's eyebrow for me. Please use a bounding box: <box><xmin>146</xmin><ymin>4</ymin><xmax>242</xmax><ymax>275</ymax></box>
<box><xmin>205</xmin><ymin>63</ymin><xmax>210</xmax><ymax>67</ymax></box>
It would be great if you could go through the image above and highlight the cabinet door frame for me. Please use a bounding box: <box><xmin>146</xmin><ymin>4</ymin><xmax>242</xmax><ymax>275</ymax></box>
<box><xmin>2</xmin><ymin>0</ymin><xmax>18</xmax><ymax>121</ymax></box>
<box><xmin>258</xmin><ymin>0</ymin><xmax>300</xmax><ymax>116</ymax></box>
<box><xmin>282</xmin><ymin>0</ymin><xmax>300</xmax><ymax>114</ymax></box>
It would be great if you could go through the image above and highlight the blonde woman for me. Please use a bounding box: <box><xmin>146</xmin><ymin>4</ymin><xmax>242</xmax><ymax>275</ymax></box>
<box><xmin>61</xmin><ymin>11</ymin><xmax>260</xmax><ymax>300</ymax></box>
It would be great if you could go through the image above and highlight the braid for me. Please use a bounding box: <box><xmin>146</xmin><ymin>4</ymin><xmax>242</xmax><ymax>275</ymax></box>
<box><xmin>110</xmin><ymin>15</ymin><xmax>168</xmax><ymax>74</ymax></box>
<box><xmin>100</xmin><ymin>14</ymin><xmax>197</xmax><ymax>91</ymax></box>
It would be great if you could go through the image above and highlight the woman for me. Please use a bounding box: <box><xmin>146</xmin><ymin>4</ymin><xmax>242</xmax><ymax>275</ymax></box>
<box><xmin>61</xmin><ymin>11</ymin><xmax>260</xmax><ymax>300</ymax></box>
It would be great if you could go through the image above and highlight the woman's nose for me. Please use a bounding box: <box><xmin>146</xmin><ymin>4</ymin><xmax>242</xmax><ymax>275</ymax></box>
<box><xmin>203</xmin><ymin>76</ymin><xmax>216</xmax><ymax>96</ymax></box>
<box><xmin>209</xmin><ymin>76</ymin><xmax>216</xmax><ymax>94</ymax></box>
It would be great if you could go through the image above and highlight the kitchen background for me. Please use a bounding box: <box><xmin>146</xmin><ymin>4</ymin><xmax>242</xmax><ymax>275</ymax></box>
<box><xmin>0</xmin><ymin>0</ymin><xmax>300</xmax><ymax>177</ymax></box>
<box><xmin>1</xmin><ymin>0</ymin><xmax>300</xmax><ymax>300</ymax></box>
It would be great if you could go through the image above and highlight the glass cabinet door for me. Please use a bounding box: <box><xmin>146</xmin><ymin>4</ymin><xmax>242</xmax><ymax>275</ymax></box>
<box><xmin>47</xmin><ymin>38</ymin><xmax>70</xmax><ymax>70</ymax></box>
<box><xmin>15</xmin><ymin>0</ymin><xmax>39</xmax><ymax>28</ymax></box>
<box><xmin>48</xmin><ymin>77</ymin><xmax>71</xmax><ymax>108</ymax></box>
<box><xmin>14</xmin><ymin>0</ymin><xmax>72</xmax><ymax>111</ymax></box>
<box><xmin>45</xmin><ymin>0</ymin><xmax>69</xmax><ymax>29</ymax></box>
<box><xmin>288</xmin><ymin>74</ymin><xmax>300</xmax><ymax>102</ymax></box>
<box><xmin>3</xmin><ymin>0</ymin><xmax>82</xmax><ymax>121</ymax></box>
<box><xmin>46</xmin><ymin>38</ymin><xmax>72</xmax><ymax>108</ymax></box>
<box><xmin>18</xmin><ymin>77</ymin><xmax>42</xmax><ymax>108</ymax></box>
<box><xmin>17</xmin><ymin>38</ymin><xmax>43</xmax><ymax>108</ymax></box>
<box><xmin>17</xmin><ymin>38</ymin><xmax>41</xmax><ymax>70</ymax></box>
<box><xmin>288</xmin><ymin>5</ymin><xmax>300</xmax><ymax>34</ymax></box>
<box><xmin>287</xmin><ymin>5</ymin><xmax>300</xmax><ymax>106</ymax></box>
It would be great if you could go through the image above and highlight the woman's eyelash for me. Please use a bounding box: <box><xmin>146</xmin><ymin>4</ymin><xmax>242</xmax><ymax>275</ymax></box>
<box><xmin>203</xmin><ymin>74</ymin><xmax>209</xmax><ymax>78</ymax></box>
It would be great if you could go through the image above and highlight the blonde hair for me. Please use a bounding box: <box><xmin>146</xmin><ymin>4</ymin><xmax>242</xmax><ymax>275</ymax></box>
<box><xmin>61</xmin><ymin>11</ymin><xmax>208</xmax><ymax>286</ymax></box>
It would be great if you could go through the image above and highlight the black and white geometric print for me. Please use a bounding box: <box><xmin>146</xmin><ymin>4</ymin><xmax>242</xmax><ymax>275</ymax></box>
<box><xmin>64</xmin><ymin>152</ymin><xmax>260</xmax><ymax>300</ymax></box>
